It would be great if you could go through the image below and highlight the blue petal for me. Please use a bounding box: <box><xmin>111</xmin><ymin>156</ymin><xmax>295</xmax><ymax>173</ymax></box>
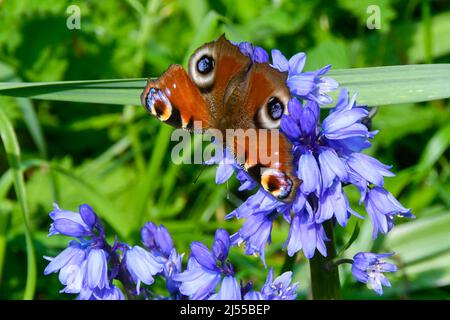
<box><xmin>212</xmin><ymin>229</ymin><xmax>230</xmax><ymax>261</ymax></box>
<box><xmin>238</xmin><ymin>42</ymin><xmax>253</xmax><ymax>57</ymax></box>
<box><xmin>173</xmin><ymin>259</ymin><xmax>222</xmax><ymax>300</ymax></box>
<box><xmin>287</xmin><ymin>74</ymin><xmax>316</xmax><ymax>97</ymax></box>
<box><xmin>155</xmin><ymin>224</ymin><xmax>174</xmax><ymax>257</ymax></box>
<box><xmin>244</xmin><ymin>290</ymin><xmax>264</xmax><ymax>300</ymax></box>
<box><xmin>280</xmin><ymin>115</ymin><xmax>301</xmax><ymax>141</ymax></box>
<box><xmin>288</xmin><ymin>52</ymin><xmax>306</xmax><ymax>74</ymax></box>
<box><xmin>253</xmin><ymin>46</ymin><xmax>269</xmax><ymax>63</ymax></box>
<box><xmin>284</xmin><ymin>214</ymin><xmax>301</xmax><ymax>256</ymax></box>
<box><xmin>86</xmin><ymin>249</ymin><xmax>109</xmax><ymax>289</ymax></box>
<box><xmin>93</xmin><ymin>285</ymin><xmax>125</xmax><ymax>300</ymax></box>
<box><xmin>318</xmin><ymin>148</ymin><xmax>347</xmax><ymax>189</ymax></box>
<box><xmin>298</xmin><ymin>151</ymin><xmax>321</xmax><ymax>194</ymax></box>
<box><xmin>299</xmin><ymin>102</ymin><xmax>318</xmax><ymax>135</ymax></box>
<box><xmin>52</xmin><ymin>218</ymin><xmax>91</xmax><ymax>237</ymax></box>
<box><xmin>214</xmin><ymin>276</ymin><xmax>242</xmax><ymax>300</ymax></box>
<box><xmin>323</xmin><ymin>108</ymin><xmax>369</xmax><ymax>134</ymax></box>
<box><xmin>44</xmin><ymin>244</ymin><xmax>85</xmax><ymax>275</ymax></box>
<box><xmin>190</xmin><ymin>242</ymin><xmax>219</xmax><ymax>272</ymax></box>
<box><xmin>141</xmin><ymin>222</ymin><xmax>157</xmax><ymax>250</ymax></box>
<box><xmin>216</xmin><ymin>163</ymin><xmax>235</xmax><ymax>184</ymax></box>
<box><xmin>78</xmin><ymin>204</ymin><xmax>97</xmax><ymax>228</ymax></box>
<box><xmin>59</xmin><ymin>262</ymin><xmax>85</xmax><ymax>294</ymax></box>
<box><xmin>270</xmin><ymin>49</ymin><xmax>289</xmax><ymax>72</ymax></box>
<box><xmin>126</xmin><ymin>246</ymin><xmax>163</xmax><ymax>287</ymax></box>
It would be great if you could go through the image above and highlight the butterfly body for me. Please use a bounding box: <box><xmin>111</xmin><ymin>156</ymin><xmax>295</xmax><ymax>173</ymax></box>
<box><xmin>141</xmin><ymin>35</ymin><xmax>301</xmax><ymax>202</ymax></box>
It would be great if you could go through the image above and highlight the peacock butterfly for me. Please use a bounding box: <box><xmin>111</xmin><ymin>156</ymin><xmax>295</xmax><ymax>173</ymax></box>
<box><xmin>141</xmin><ymin>35</ymin><xmax>301</xmax><ymax>202</ymax></box>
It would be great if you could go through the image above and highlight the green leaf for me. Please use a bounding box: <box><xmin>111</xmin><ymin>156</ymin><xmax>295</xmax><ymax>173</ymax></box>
<box><xmin>0</xmin><ymin>79</ymin><xmax>144</xmax><ymax>106</ymax></box>
<box><xmin>417</xmin><ymin>123</ymin><xmax>450</xmax><ymax>174</ymax></box>
<box><xmin>338</xmin><ymin>222</ymin><xmax>360</xmax><ymax>256</ymax></box>
<box><xmin>403</xmin><ymin>252</ymin><xmax>450</xmax><ymax>291</ymax></box>
<box><xmin>0</xmin><ymin>109</ymin><xmax>36</xmax><ymax>300</ymax></box>
<box><xmin>385</xmin><ymin>212</ymin><xmax>450</xmax><ymax>264</ymax></box>
<box><xmin>408</xmin><ymin>12</ymin><xmax>450</xmax><ymax>63</ymax></box>
<box><xmin>327</xmin><ymin>64</ymin><xmax>450</xmax><ymax>106</ymax></box>
<box><xmin>0</xmin><ymin>65</ymin><xmax>449</xmax><ymax>107</ymax></box>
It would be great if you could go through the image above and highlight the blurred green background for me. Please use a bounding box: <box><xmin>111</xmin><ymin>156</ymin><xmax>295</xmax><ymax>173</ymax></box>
<box><xmin>0</xmin><ymin>0</ymin><xmax>449</xmax><ymax>300</ymax></box>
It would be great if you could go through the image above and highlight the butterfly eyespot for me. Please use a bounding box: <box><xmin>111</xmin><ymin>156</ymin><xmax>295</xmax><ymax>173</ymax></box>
<box><xmin>267</xmin><ymin>97</ymin><xmax>283</xmax><ymax>120</ymax></box>
<box><xmin>189</xmin><ymin>46</ymin><xmax>216</xmax><ymax>89</ymax></box>
<box><xmin>255</xmin><ymin>96</ymin><xmax>286</xmax><ymax>129</ymax></box>
<box><xmin>144</xmin><ymin>87</ymin><xmax>173</xmax><ymax>122</ymax></box>
<box><xmin>261</xmin><ymin>169</ymin><xmax>293</xmax><ymax>200</ymax></box>
<box><xmin>197</xmin><ymin>55</ymin><xmax>215</xmax><ymax>74</ymax></box>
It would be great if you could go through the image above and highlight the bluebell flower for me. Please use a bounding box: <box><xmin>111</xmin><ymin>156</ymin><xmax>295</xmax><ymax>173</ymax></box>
<box><xmin>317</xmin><ymin>147</ymin><xmax>348</xmax><ymax>190</ymax></box>
<box><xmin>173</xmin><ymin>255</ymin><xmax>222</xmax><ymax>300</ymax></box>
<box><xmin>141</xmin><ymin>222</ymin><xmax>174</xmax><ymax>258</ymax></box>
<box><xmin>45</xmin><ymin>204</ymin><xmax>117</xmax><ymax>299</ymax></box>
<box><xmin>227</xmin><ymin>189</ymin><xmax>289</xmax><ymax>265</ymax></box>
<box><xmin>271</xmin><ymin>49</ymin><xmax>338</xmax><ymax>104</ymax></box>
<box><xmin>298</xmin><ymin>149</ymin><xmax>321</xmax><ymax>195</ymax></box>
<box><xmin>173</xmin><ymin>229</ymin><xmax>236</xmax><ymax>300</ymax></box>
<box><xmin>125</xmin><ymin>245</ymin><xmax>165</xmax><ymax>292</ymax></box>
<box><xmin>141</xmin><ymin>222</ymin><xmax>183</xmax><ymax>295</ymax></box>
<box><xmin>243</xmin><ymin>268</ymin><xmax>298</xmax><ymax>300</ymax></box>
<box><xmin>352</xmin><ymin>252</ymin><xmax>397</xmax><ymax>295</ymax></box>
<box><xmin>237</xmin><ymin>41</ymin><xmax>270</xmax><ymax>63</ymax></box>
<box><xmin>86</xmin><ymin>248</ymin><xmax>109</xmax><ymax>290</ymax></box>
<box><xmin>45</xmin><ymin>203</ymin><xmax>169</xmax><ymax>300</ymax></box>
<box><xmin>216</xmin><ymin>85</ymin><xmax>412</xmax><ymax>263</ymax></box>
<box><xmin>260</xmin><ymin>268</ymin><xmax>298</xmax><ymax>300</ymax></box>
<box><xmin>316</xmin><ymin>181</ymin><xmax>361</xmax><ymax>226</ymax></box>
<box><xmin>49</xmin><ymin>203</ymin><xmax>105</xmax><ymax>239</ymax></box>
<box><xmin>49</xmin><ymin>203</ymin><xmax>93</xmax><ymax>238</ymax></box>
<box><xmin>365</xmin><ymin>187</ymin><xmax>414</xmax><ymax>238</ymax></box>
<box><xmin>209</xmin><ymin>276</ymin><xmax>242</xmax><ymax>300</ymax></box>
<box><xmin>345</xmin><ymin>153</ymin><xmax>395</xmax><ymax>188</ymax></box>
<box><xmin>322</xmin><ymin>89</ymin><xmax>378</xmax><ymax>154</ymax></box>
<box><xmin>44</xmin><ymin>241</ymin><xmax>87</xmax><ymax>294</ymax></box>
<box><xmin>284</xmin><ymin>207</ymin><xmax>329</xmax><ymax>259</ymax></box>
<box><xmin>91</xmin><ymin>285</ymin><xmax>125</xmax><ymax>300</ymax></box>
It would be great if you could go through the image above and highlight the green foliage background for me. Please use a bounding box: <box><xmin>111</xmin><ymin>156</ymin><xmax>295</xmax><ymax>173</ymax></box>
<box><xmin>0</xmin><ymin>0</ymin><xmax>449</xmax><ymax>299</ymax></box>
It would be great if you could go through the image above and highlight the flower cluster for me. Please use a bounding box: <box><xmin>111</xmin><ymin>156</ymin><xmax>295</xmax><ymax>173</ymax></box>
<box><xmin>44</xmin><ymin>203</ymin><xmax>175</xmax><ymax>299</ymax></box>
<box><xmin>212</xmin><ymin>41</ymin><xmax>413</xmax><ymax>265</ymax></box>
<box><xmin>199</xmin><ymin>40</ymin><xmax>410</xmax><ymax>295</ymax></box>
<box><xmin>44</xmin><ymin>203</ymin><xmax>127</xmax><ymax>299</ymax></box>
<box><xmin>45</xmin><ymin>40</ymin><xmax>406</xmax><ymax>299</ymax></box>
<box><xmin>44</xmin><ymin>203</ymin><xmax>298</xmax><ymax>300</ymax></box>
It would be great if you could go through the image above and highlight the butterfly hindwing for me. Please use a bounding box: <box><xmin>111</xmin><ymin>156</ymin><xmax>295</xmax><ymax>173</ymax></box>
<box><xmin>141</xmin><ymin>64</ymin><xmax>213</xmax><ymax>130</ymax></box>
<box><xmin>223</xmin><ymin>60</ymin><xmax>301</xmax><ymax>202</ymax></box>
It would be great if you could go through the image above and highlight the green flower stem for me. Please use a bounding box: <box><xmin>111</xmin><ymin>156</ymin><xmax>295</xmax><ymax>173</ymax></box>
<box><xmin>0</xmin><ymin>109</ymin><xmax>36</xmax><ymax>300</ymax></box>
<box><xmin>309</xmin><ymin>220</ymin><xmax>341</xmax><ymax>300</ymax></box>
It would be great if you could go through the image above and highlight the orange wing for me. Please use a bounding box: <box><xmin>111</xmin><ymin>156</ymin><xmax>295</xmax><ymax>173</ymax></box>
<box><xmin>224</xmin><ymin>62</ymin><xmax>301</xmax><ymax>202</ymax></box>
<box><xmin>141</xmin><ymin>64</ymin><xmax>213</xmax><ymax>131</ymax></box>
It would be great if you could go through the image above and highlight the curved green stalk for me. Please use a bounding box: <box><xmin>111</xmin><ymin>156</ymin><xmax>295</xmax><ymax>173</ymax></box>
<box><xmin>309</xmin><ymin>220</ymin><xmax>341</xmax><ymax>300</ymax></box>
<box><xmin>0</xmin><ymin>109</ymin><xmax>36</xmax><ymax>300</ymax></box>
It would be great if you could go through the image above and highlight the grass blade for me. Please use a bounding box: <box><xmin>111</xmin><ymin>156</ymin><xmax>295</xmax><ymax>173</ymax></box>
<box><xmin>0</xmin><ymin>65</ymin><xmax>448</xmax><ymax>107</ymax></box>
<box><xmin>0</xmin><ymin>109</ymin><xmax>36</xmax><ymax>300</ymax></box>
